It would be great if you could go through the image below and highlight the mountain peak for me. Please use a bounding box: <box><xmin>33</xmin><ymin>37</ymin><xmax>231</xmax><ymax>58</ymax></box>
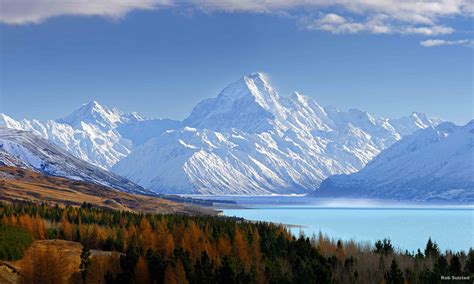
<box><xmin>243</xmin><ymin>72</ymin><xmax>273</xmax><ymax>91</ymax></box>
<box><xmin>58</xmin><ymin>101</ymin><xmax>127</xmax><ymax>129</ymax></box>
<box><xmin>0</xmin><ymin>113</ymin><xmax>22</xmax><ymax>129</ymax></box>
<box><xmin>410</xmin><ymin>111</ymin><xmax>428</xmax><ymax>120</ymax></box>
<box><xmin>75</xmin><ymin>100</ymin><xmax>109</xmax><ymax>114</ymax></box>
<box><xmin>217</xmin><ymin>72</ymin><xmax>280</xmax><ymax>107</ymax></box>
<box><xmin>245</xmin><ymin>72</ymin><xmax>267</xmax><ymax>82</ymax></box>
<box><xmin>183</xmin><ymin>73</ymin><xmax>282</xmax><ymax>133</ymax></box>
<box><xmin>85</xmin><ymin>100</ymin><xmax>101</xmax><ymax>107</ymax></box>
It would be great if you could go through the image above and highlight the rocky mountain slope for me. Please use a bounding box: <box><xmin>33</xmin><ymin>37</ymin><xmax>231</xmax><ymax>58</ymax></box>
<box><xmin>0</xmin><ymin>127</ymin><xmax>150</xmax><ymax>195</ymax></box>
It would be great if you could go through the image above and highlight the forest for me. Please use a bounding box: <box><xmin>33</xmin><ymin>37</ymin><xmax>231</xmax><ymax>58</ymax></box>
<box><xmin>0</xmin><ymin>201</ymin><xmax>472</xmax><ymax>283</ymax></box>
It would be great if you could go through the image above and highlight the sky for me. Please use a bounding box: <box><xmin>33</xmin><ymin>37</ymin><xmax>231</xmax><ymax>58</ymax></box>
<box><xmin>0</xmin><ymin>0</ymin><xmax>473</xmax><ymax>124</ymax></box>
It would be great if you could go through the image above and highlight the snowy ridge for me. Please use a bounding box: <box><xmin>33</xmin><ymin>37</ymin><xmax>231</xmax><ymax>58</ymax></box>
<box><xmin>113</xmin><ymin>73</ymin><xmax>441</xmax><ymax>195</ymax></box>
<box><xmin>0</xmin><ymin>127</ymin><xmax>151</xmax><ymax>195</ymax></box>
<box><xmin>58</xmin><ymin>101</ymin><xmax>143</xmax><ymax>130</ymax></box>
<box><xmin>0</xmin><ymin>102</ymin><xmax>180</xmax><ymax>169</ymax></box>
<box><xmin>315</xmin><ymin>121</ymin><xmax>474</xmax><ymax>202</ymax></box>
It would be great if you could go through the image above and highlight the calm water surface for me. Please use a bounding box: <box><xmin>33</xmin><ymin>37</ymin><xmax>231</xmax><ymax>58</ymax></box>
<box><xmin>208</xmin><ymin>196</ymin><xmax>473</xmax><ymax>252</ymax></box>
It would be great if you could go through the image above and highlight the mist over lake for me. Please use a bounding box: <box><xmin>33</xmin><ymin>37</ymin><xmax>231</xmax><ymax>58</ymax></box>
<box><xmin>199</xmin><ymin>196</ymin><xmax>474</xmax><ymax>252</ymax></box>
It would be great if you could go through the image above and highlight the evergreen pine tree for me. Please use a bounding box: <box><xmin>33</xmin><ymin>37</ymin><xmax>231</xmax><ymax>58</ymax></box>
<box><xmin>465</xmin><ymin>249</ymin><xmax>474</xmax><ymax>274</ymax></box>
<box><xmin>79</xmin><ymin>244</ymin><xmax>92</xmax><ymax>283</ymax></box>
<box><xmin>385</xmin><ymin>259</ymin><xmax>404</xmax><ymax>284</ymax></box>
<box><xmin>449</xmin><ymin>254</ymin><xmax>461</xmax><ymax>275</ymax></box>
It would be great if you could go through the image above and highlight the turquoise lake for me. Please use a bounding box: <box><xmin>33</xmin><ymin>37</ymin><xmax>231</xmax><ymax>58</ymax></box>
<box><xmin>207</xmin><ymin>196</ymin><xmax>474</xmax><ymax>252</ymax></box>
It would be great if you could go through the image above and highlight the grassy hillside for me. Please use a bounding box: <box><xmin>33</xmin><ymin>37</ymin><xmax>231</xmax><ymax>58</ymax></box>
<box><xmin>0</xmin><ymin>166</ymin><xmax>215</xmax><ymax>215</ymax></box>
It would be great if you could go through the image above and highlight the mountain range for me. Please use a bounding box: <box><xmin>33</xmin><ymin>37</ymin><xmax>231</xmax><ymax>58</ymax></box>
<box><xmin>315</xmin><ymin>120</ymin><xmax>474</xmax><ymax>202</ymax></box>
<box><xmin>1</xmin><ymin>73</ymin><xmax>447</xmax><ymax>196</ymax></box>
<box><xmin>0</xmin><ymin>101</ymin><xmax>177</xmax><ymax>170</ymax></box>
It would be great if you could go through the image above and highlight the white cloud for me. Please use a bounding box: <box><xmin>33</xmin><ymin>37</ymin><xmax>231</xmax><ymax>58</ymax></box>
<box><xmin>302</xmin><ymin>14</ymin><xmax>378</xmax><ymax>34</ymax></box>
<box><xmin>300</xmin><ymin>13</ymin><xmax>455</xmax><ymax>36</ymax></box>
<box><xmin>403</xmin><ymin>26</ymin><xmax>455</xmax><ymax>36</ymax></box>
<box><xmin>0</xmin><ymin>0</ymin><xmax>171</xmax><ymax>25</ymax></box>
<box><xmin>0</xmin><ymin>0</ymin><xmax>472</xmax><ymax>48</ymax></box>
<box><xmin>420</xmin><ymin>39</ymin><xmax>473</xmax><ymax>47</ymax></box>
<box><xmin>189</xmin><ymin>0</ymin><xmax>472</xmax><ymax>39</ymax></box>
<box><xmin>1</xmin><ymin>0</ymin><xmax>472</xmax><ymax>25</ymax></box>
<box><xmin>190</xmin><ymin>0</ymin><xmax>473</xmax><ymax>24</ymax></box>
<box><xmin>318</xmin><ymin>13</ymin><xmax>346</xmax><ymax>25</ymax></box>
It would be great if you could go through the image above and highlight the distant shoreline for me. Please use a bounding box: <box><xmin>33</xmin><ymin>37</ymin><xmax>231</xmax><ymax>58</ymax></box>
<box><xmin>184</xmin><ymin>195</ymin><xmax>474</xmax><ymax>210</ymax></box>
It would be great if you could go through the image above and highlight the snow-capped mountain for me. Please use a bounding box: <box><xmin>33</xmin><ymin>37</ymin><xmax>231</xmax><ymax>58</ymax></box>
<box><xmin>0</xmin><ymin>101</ymin><xmax>180</xmax><ymax>169</ymax></box>
<box><xmin>314</xmin><ymin>120</ymin><xmax>474</xmax><ymax>202</ymax></box>
<box><xmin>1</xmin><ymin>73</ymin><xmax>443</xmax><ymax>195</ymax></box>
<box><xmin>0</xmin><ymin>127</ymin><xmax>151</xmax><ymax>195</ymax></box>
<box><xmin>112</xmin><ymin>73</ymin><xmax>441</xmax><ymax>195</ymax></box>
<box><xmin>389</xmin><ymin>112</ymin><xmax>443</xmax><ymax>137</ymax></box>
<box><xmin>58</xmin><ymin>100</ymin><xmax>144</xmax><ymax>130</ymax></box>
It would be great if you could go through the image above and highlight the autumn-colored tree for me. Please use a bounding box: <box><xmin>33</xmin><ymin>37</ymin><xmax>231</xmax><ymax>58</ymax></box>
<box><xmin>121</xmin><ymin>226</ymin><xmax>129</xmax><ymax>250</ymax></box>
<box><xmin>139</xmin><ymin>217</ymin><xmax>154</xmax><ymax>250</ymax></box>
<box><xmin>126</xmin><ymin>225</ymin><xmax>138</xmax><ymax>251</ymax></box>
<box><xmin>164</xmin><ymin>264</ymin><xmax>178</xmax><ymax>284</ymax></box>
<box><xmin>250</xmin><ymin>228</ymin><xmax>265</xmax><ymax>282</ymax></box>
<box><xmin>163</xmin><ymin>233</ymin><xmax>175</xmax><ymax>257</ymax></box>
<box><xmin>90</xmin><ymin>224</ymin><xmax>100</xmax><ymax>248</ymax></box>
<box><xmin>156</xmin><ymin>221</ymin><xmax>174</xmax><ymax>257</ymax></box>
<box><xmin>34</xmin><ymin>215</ymin><xmax>46</xmax><ymax>239</ymax></box>
<box><xmin>61</xmin><ymin>215</ymin><xmax>73</xmax><ymax>241</ymax></box>
<box><xmin>79</xmin><ymin>223</ymin><xmax>88</xmax><ymax>244</ymax></box>
<box><xmin>19</xmin><ymin>215</ymin><xmax>34</xmax><ymax>235</ymax></box>
<box><xmin>19</xmin><ymin>247</ymin><xmax>37</xmax><ymax>284</ymax></box>
<box><xmin>8</xmin><ymin>215</ymin><xmax>18</xmax><ymax>227</ymax></box>
<box><xmin>251</xmin><ymin>228</ymin><xmax>261</xmax><ymax>262</ymax></box>
<box><xmin>134</xmin><ymin>256</ymin><xmax>151</xmax><ymax>284</ymax></box>
<box><xmin>337</xmin><ymin>240</ymin><xmax>345</xmax><ymax>261</ymax></box>
<box><xmin>21</xmin><ymin>244</ymin><xmax>69</xmax><ymax>284</ymax></box>
<box><xmin>317</xmin><ymin>231</ymin><xmax>337</xmax><ymax>256</ymax></box>
<box><xmin>179</xmin><ymin>227</ymin><xmax>193</xmax><ymax>254</ymax></box>
<box><xmin>48</xmin><ymin>246</ymin><xmax>65</xmax><ymax>284</ymax></box>
<box><xmin>233</xmin><ymin>227</ymin><xmax>250</xmax><ymax>268</ymax></box>
<box><xmin>1</xmin><ymin>215</ymin><xmax>8</xmax><ymax>226</ymax></box>
<box><xmin>175</xmin><ymin>259</ymin><xmax>189</xmax><ymax>284</ymax></box>
<box><xmin>217</xmin><ymin>234</ymin><xmax>232</xmax><ymax>258</ymax></box>
<box><xmin>187</xmin><ymin>221</ymin><xmax>204</xmax><ymax>261</ymax></box>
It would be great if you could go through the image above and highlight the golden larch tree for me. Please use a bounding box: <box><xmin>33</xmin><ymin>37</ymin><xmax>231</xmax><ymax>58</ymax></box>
<box><xmin>134</xmin><ymin>256</ymin><xmax>151</xmax><ymax>284</ymax></box>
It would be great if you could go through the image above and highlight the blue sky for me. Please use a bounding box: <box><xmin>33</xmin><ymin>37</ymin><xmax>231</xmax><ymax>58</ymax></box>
<box><xmin>1</xmin><ymin>1</ymin><xmax>473</xmax><ymax>124</ymax></box>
